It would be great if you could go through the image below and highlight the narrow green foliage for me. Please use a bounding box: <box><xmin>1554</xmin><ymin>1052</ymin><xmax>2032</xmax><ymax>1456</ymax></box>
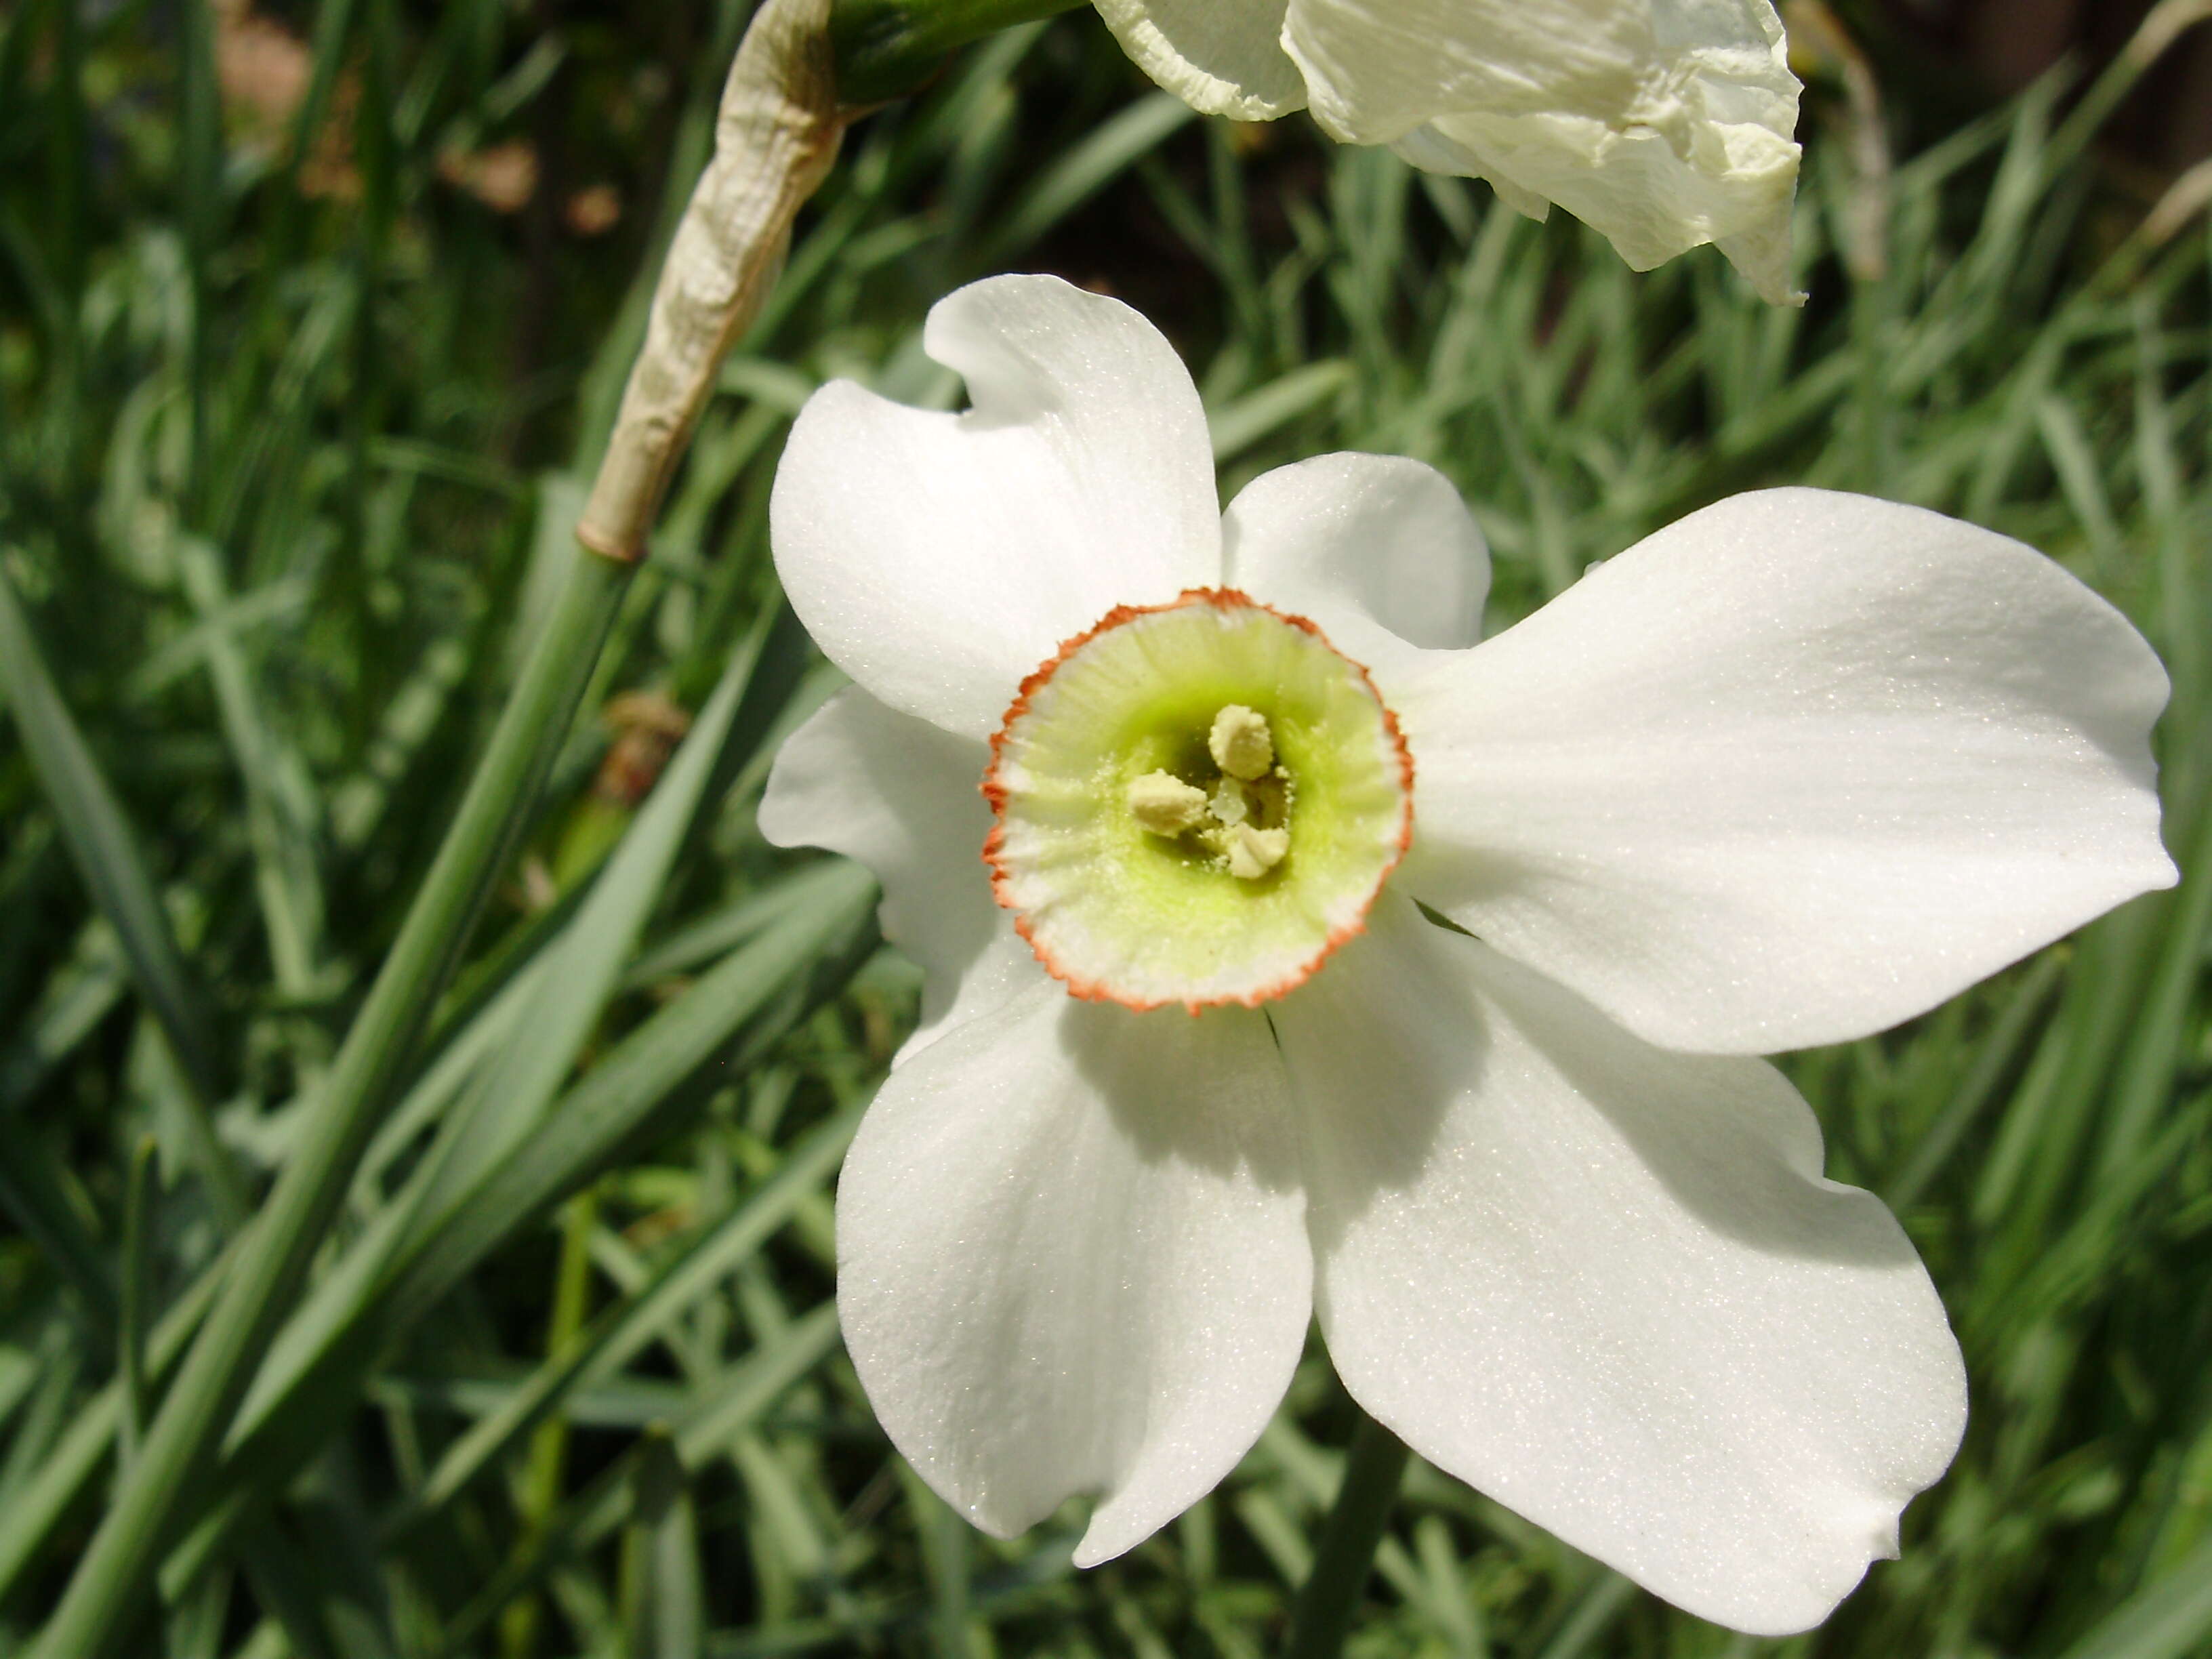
<box><xmin>0</xmin><ymin>6</ymin><xmax>2205</xmax><ymax>1658</ymax></box>
<box><xmin>117</xmin><ymin>1136</ymin><xmax>157</xmax><ymax>1472</ymax></box>
<box><xmin>30</xmin><ymin>552</ymin><xmax>635</xmax><ymax>1659</ymax></box>
<box><xmin>1285</xmin><ymin>1413</ymin><xmax>1413</xmax><ymax>1659</ymax></box>
<box><xmin>830</xmin><ymin>0</ymin><xmax>1086</xmax><ymax>105</ymax></box>
<box><xmin>0</xmin><ymin>562</ymin><xmax>241</xmax><ymax>1222</ymax></box>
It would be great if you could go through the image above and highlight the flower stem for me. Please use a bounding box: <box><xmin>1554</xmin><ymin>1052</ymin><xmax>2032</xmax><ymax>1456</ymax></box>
<box><xmin>1284</xmin><ymin>1408</ymin><xmax>1411</xmax><ymax>1659</ymax></box>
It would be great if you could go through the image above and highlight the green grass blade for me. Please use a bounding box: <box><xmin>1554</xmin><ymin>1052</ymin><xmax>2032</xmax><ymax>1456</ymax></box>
<box><xmin>432</xmin><ymin>1303</ymin><xmax>843</xmax><ymax>1659</ymax></box>
<box><xmin>2053</xmin><ymin>1532</ymin><xmax>2212</xmax><ymax>1659</ymax></box>
<box><xmin>386</xmin><ymin>1100</ymin><xmax>861</xmax><ymax>1536</ymax></box>
<box><xmin>977</xmin><ymin>92</ymin><xmax>1195</xmax><ymax>266</ymax></box>
<box><xmin>29</xmin><ymin>552</ymin><xmax>633</xmax><ymax>1659</ymax></box>
<box><xmin>146</xmin><ymin>863</ymin><xmax>876</xmax><ymax>1598</ymax></box>
<box><xmin>175</xmin><ymin>538</ymin><xmax>329</xmax><ymax>1004</ymax></box>
<box><xmin>118</xmin><ymin>1136</ymin><xmax>159</xmax><ymax>1473</ymax></box>
<box><xmin>0</xmin><ymin>558</ymin><xmax>241</xmax><ymax>1218</ymax></box>
<box><xmin>0</xmin><ymin>1133</ymin><xmax>117</xmax><ymax>1343</ymax></box>
<box><xmin>396</xmin><ymin>605</ymin><xmax>773</xmax><ymax>1241</ymax></box>
<box><xmin>621</xmin><ymin>1431</ymin><xmax>705</xmax><ymax>1659</ymax></box>
<box><xmin>386</xmin><ymin>861</ymin><xmax>878</xmax><ymax>1330</ymax></box>
<box><xmin>0</xmin><ymin>1240</ymin><xmax>231</xmax><ymax>1602</ymax></box>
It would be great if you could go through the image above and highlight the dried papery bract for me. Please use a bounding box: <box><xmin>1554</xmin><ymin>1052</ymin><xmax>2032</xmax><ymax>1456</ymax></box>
<box><xmin>577</xmin><ymin>0</ymin><xmax>848</xmax><ymax>562</ymax></box>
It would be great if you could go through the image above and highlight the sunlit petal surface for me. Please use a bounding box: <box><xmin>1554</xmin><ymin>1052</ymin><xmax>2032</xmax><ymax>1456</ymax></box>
<box><xmin>1391</xmin><ymin>487</ymin><xmax>2177</xmax><ymax>1054</ymax></box>
<box><xmin>1281</xmin><ymin>895</ymin><xmax>1968</xmax><ymax>1634</ymax></box>
<box><xmin>1222</xmin><ymin>451</ymin><xmax>1492</xmax><ymax>672</ymax></box>
<box><xmin>835</xmin><ymin>979</ymin><xmax>1311</xmax><ymax>1565</ymax></box>
<box><xmin>761</xmin><ymin>687</ymin><xmax>1037</xmax><ymax>1060</ymax></box>
<box><xmin>772</xmin><ymin>276</ymin><xmax>1221</xmax><ymax>738</ymax></box>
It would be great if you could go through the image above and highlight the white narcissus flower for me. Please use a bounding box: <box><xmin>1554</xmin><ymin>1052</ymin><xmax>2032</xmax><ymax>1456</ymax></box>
<box><xmin>760</xmin><ymin>275</ymin><xmax>2175</xmax><ymax>1634</ymax></box>
<box><xmin>1090</xmin><ymin>0</ymin><xmax>1804</xmax><ymax>304</ymax></box>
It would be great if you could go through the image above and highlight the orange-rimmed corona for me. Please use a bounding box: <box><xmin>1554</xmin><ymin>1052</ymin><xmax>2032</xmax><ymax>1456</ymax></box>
<box><xmin>983</xmin><ymin>588</ymin><xmax>1414</xmax><ymax>1012</ymax></box>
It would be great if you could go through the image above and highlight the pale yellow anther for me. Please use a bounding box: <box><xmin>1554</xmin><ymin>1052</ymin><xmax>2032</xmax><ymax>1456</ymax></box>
<box><xmin>1223</xmin><ymin>823</ymin><xmax>1290</xmax><ymax>881</ymax></box>
<box><xmin>1127</xmin><ymin>770</ymin><xmax>1209</xmax><ymax>836</ymax></box>
<box><xmin>1208</xmin><ymin>705</ymin><xmax>1274</xmax><ymax>781</ymax></box>
<box><xmin>1128</xmin><ymin>708</ymin><xmax>1294</xmax><ymax>873</ymax></box>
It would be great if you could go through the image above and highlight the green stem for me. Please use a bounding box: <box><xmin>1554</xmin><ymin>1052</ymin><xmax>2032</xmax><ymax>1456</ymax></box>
<box><xmin>828</xmin><ymin>0</ymin><xmax>1085</xmax><ymax>104</ymax></box>
<box><xmin>1284</xmin><ymin>1409</ymin><xmax>1410</xmax><ymax>1659</ymax></box>
<box><xmin>499</xmin><ymin>1188</ymin><xmax>600</xmax><ymax>1659</ymax></box>
<box><xmin>29</xmin><ymin>550</ymin><xmax>634</xmax><ymax>1659</ymax></box>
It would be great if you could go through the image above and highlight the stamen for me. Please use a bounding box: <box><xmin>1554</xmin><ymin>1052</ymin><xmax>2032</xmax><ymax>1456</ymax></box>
<box><xmin>1209</xmin><ymin>705</ymin><xmax>1275</xmax><ymax>781</ymax></box>
<box><xmin>1129</xmin><ymin>712</ymin><xmax>1294</xmax><ymax>880</ymax></box>
<box><xmin>1221</xmin><ymin>823</ymin><xmax>1289</xmax><ymax>880</ymax></box>
<box><xmin>1127</xmin><ymin>771</ymin><xmax>1208</xmax><ymax>835</ymax></box>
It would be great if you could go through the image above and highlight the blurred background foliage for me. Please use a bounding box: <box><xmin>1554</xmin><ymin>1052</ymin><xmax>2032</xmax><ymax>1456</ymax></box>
<box><xmin>1</xmin><ymin>0</ymin><xmax>2209</xmax><ymax>1655</ymax></box>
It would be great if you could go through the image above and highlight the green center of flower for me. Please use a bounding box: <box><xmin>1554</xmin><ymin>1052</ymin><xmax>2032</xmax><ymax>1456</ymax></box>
<box><xmin>984</xmin><ymin>589</ymin><xmax>1414</xmax><ymax>1011</ymax></box>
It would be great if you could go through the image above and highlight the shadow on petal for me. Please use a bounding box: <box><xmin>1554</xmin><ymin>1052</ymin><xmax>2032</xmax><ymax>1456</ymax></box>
<box><xmin>1272</xmin><ymin>907</ymin><xmax>1475</xmax><ymax>1248</ymax></box>
<box><xmin>1065</xmin><ymin>999</ymin><xmax>1305</xmax><ymax>1195</ymax></box>
<box><xmin>1285</xmin><ymin>900</ymin><xmax>1966</xmax><ymax>1635</ymax></box>
<box><xmin>1286</xmin><ymin>892</ymin><xmax>1923</xmax><ymax>1272</ymax></box>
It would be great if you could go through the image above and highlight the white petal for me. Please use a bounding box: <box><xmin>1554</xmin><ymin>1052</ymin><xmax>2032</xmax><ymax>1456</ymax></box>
<box><xmin>1393</xmin><ymin>487</ymin><xmax>2176</xmax><ymax>1054</ymax></box>
<box><xmin>1280</xmin><ymin>897</ymin><xmax>1967</xmax><ymax>1635</ymax></box>
<box><xmin>1222</xmin><ymin>453</ymin><xmax>1490</xmax><ymax>674</ymax></box>
<box><xmin>1393</xmin><ymin>124</ymin><xmax>1553</xmax><ymax>223</ymax></box>
<box><xmin>760</xmin><ymin>687</ymin><xmax>1039</xmax><ymax>1059</ymax></box>
<box><xmin>772</xmin><ymin>275</ymin><xmax>1222</xmax><ymax>739</ymax></box>
<box><xmin>1288</xmin><ymin>0</ymin><xmax>1803</xmax><ymax>302</ymax></box>
<box><xmin>838</xmin><ymin>982</ymin><xmax>1310</xmax><ymax>1563</ymax></box>
<box><xmin>1091</xmin><ymin>0</ymin><xmax>1307</xmax><ymax>119</ymax></box>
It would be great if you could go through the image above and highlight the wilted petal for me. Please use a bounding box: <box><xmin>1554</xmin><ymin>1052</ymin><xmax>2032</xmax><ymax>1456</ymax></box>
<box><xmin>760</xmin><ymin>687</ymin><xmax>1037</xmax><ymax>1059</ymax></box>
<box><xmin>1280</xmin><ymin>896</ymin><xmax>1966</xmax><ymax>1635</ymax></box>
<box><xmin>1288</xmin><ymin>0</ymin><xmax>1803</xmax><ymax>302</ymax></box>
<box><xmin>838</xmin><ymin>982</ymin><xmax>1310</xmax><ymax>1563</ymax></box>
<box><xmin>1091</xmin><ymin>0</ymin><xmax>1307</xmax><ymax>119</ymax></box>
<box><xmin>1223</xmin><ymin>452</ymin><xmax>1490</xmax><ymax>674</ymax></box>
<box><xmin>1393</xmin><ymin>487</ymin><xmax>2175</xmax><ymax>1054</ymax></box>
<box><xmin>773</xmin><ymin>275</ymin><xmax>1221</xmax><ymax>739</ymax></box>
<box><xmin>1393</xmin><ymin>121</ymin><xmax>1553</xmax><ymax>220</ymax></box>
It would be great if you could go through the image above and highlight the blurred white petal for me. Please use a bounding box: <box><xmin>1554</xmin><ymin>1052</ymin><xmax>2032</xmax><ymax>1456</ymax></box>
<box><xmin>1288</xmin><ymin>1</ymin><xmax>1802</xmax><ymax>300</ymax></box>
<box><xmin>1092</xmin><ymin>0</ymin><xmax>1805</xmax><ymax>299</ymax></box>
<box><xmin>1091</xmin><ymin>0</ymin><xmax>1307</xmax><ymax>119</ymax></box>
